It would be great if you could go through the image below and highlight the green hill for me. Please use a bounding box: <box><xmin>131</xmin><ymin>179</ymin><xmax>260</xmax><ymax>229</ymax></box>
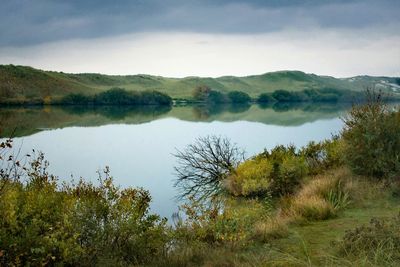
<box><xmin>1</xmin><ymin>65</ymin><xmax>399</xmax><ymax>104</ymax></box>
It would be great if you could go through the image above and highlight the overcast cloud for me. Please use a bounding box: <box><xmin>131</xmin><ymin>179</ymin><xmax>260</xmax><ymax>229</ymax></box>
<box><xmin>0</xmin><ymin>0</ymin><xmax>399</xmax><ymax>77</ymax></box>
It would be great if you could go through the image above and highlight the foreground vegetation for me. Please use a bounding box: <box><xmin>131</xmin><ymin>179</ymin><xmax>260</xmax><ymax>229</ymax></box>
<box><xmin>0</xmin><ymin>91</ymin><xmax>399</xmax><ymax>266</ymax></box>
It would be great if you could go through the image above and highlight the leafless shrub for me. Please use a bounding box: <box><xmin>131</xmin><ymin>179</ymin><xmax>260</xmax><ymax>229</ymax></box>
<box><xmin>174</xmin><ymin>135</ymin><xmax>245</xmax><ymax>201</ymax></box>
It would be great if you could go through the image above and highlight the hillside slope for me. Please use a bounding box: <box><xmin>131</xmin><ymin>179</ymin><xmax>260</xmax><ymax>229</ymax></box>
<box><xmin>0</xmin><ymin>65</ymin><xmax>399</xmax><ymax>103</ymax></box>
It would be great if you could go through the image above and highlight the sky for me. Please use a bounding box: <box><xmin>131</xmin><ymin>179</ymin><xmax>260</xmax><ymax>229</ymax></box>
<box><xmin>0</xmin><ymin>0</ymin><xmax>399</xmax><ymax>77</ymax></box>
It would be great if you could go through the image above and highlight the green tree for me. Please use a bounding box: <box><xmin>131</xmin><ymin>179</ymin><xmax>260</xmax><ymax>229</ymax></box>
<box><xmin>257</xmin><ymin>93</ymin><xmax>275</xmax><ymax>103</ymax></box>
<box><xmin>341</xmin><ymin>90</ymin><xmax>400</xmax><ymax>178</ymax></box>
<box><xmin>272</xmin><ymin>90</ymin><xmax>306</xmax><ymax>102</ymax></box>
<box><xmin>227</xmin><ymin>91</ymin><xmax>251</xmax><ymax>103</ymax></box>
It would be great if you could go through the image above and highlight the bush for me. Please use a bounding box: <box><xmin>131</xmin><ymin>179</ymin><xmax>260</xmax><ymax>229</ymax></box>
<box><xmin>227</xmin><ymin>91</ymin><xmax>251</xmax><ymax>103</ymax></box>
<box><xmin>94</xmin><ymin>87</ymin><xmax>133</xmax><ymax>105</ymax></box>
<box><xmin>227</xmin><ymin>158</ymin><xmax>272</xmax><ymax>197</ymax></box>
<box><xmin>300</xmin><ymin>138</ymin><xmax>345</xmax><ymax>175</ymax></box>
<box><xmin>208</xmin><ymin>90</ymin><xmax>228</xmax><ymax>104</ymax></box>
<box><xmin>60</xmin><ymin>93</ymin><xmax>93</xmax><ymax>105</ymax></box>
<box><xmin>0</xmin><ymin>142</ymin><xmax>169</xmax><ymax>266</ymax></box>
<box><xmin>138</xmin><ymin>90</ymin><xmax>173</xmax><ymax>105</ymax></box>
<box><xmin>192</xmin><ymin>87</ymin><xmax>249</xmax><ymax>104</ymax></box>
<box><xmin>227</xmin><ymin>145</ymin><xmax>308</xmax><ymax>197</ymax></box>
<box><xmin>272</xmin><ymin>90</ymin><xmax>305</xmax><ymax>102</ymax></box>
<box><xmin>303</xmin><ymin>88</ymin><xmax>344</xmax><ymax>102</ymax></box>
<box><xmin>260</xmin><ymin>145</ymin><xmax>308</xmax><ymax>196</ymax></box>
<box><xmin>59</xmin><ymin>88</ymin><xmax>173</xmax><ymax>106</ymax></box>
<box><xmin>341</xmin><ymin>90</ymin><xmax>400</xmax><ymax>178</ymax></box>
<box><xmin>173</xmin><ymin>197</ymin><xmax>251</xmax><ymax>247</ymax></box>
<box><xmin>337</xmin><ymin>214</ymin><xmax>400</xmax><ymax>264</ymax></box>
<box><xmin>257</xmin><ymin>93</ymin><xmax>275</xmax><ymax>103</ymax></box>
<box><xmin>93</xmin><ymin>88</ymin><xmax>172</xmax><ymax>105</ymax></box>
<box><xmin>256</xmin><ymin>88</ymin><xmax>357</xmax><ymax>105</ymax></box>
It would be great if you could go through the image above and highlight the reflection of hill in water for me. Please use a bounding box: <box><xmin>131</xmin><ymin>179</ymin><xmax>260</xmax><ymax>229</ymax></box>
<box><xmin>0</xmin><ymin>103</ymin><xmax>351</xmax><ymax>137</ymax></box>
<box><xmin>170</xmin><ymin>103</ymin><xmax>350</xmax><ymax>126</ymax></box>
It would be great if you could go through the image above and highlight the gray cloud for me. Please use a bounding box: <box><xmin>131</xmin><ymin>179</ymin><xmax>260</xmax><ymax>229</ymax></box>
<box><xmin>0</xmin><ymin>0</ymin><xmax>399</xmax><ymax>47</ymax></box>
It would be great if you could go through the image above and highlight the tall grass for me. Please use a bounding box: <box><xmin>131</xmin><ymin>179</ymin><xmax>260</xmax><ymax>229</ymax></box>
<box><xmin>283</xmin><ymin>168</ymin><xmax>353</xmax><ymax>222</ymax></box>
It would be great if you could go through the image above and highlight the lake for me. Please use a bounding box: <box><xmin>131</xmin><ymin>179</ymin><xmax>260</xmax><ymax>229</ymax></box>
<box><xmin>0</xmin><ymin>103</ymin><xmax>349</xmax><ymax>219</ymax></box>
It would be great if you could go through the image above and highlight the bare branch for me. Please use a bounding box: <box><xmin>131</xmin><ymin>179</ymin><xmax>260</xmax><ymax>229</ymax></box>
<box><xmin>173</xmin><ymin>135</ymin><xmax>245</xmax><ymax>201</ymax></box>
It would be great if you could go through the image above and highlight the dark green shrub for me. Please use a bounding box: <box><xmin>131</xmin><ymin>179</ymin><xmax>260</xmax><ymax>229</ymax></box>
<box><xmin>94</xmin><ymin>87</ymin><xmax>132</xmax><ymax>105</ymax></box>
<box><xmin>341</xmin><ymin>91</ymin><xmax>400</xmax><ymax>178</ymax></box>
<box><xmin>61</xmin><ymin>93</ymin><xmax>93</xmax><ymax>105</ymax></box>
<box><xmin>272</xmin><ymin>90</ymin><xmax>306</xmax><ymax>102</ymax></box>
<box><xmin>300</xmin><ymin>138</ymin><xmax>345</xmax><ymax>175</ymax></box>
<box><xmin>227</xmin><ymin>91</ymin><xmax>251</xmax><ymax>103</ymax></box>
<box><xmin>208</xmin><ymin>90</ymin><xmax>228</xmax><ymax>104</ymax></box>
<box><xmin>257</xmin><ymin>93</ymin><xmax>275</xmax><ymax>103</ymax></box>
<box><xmin>139</xmin><ymin>90</ymin><xmax>173</xmax><ymax>105</ymax></box>
<box><xmin>303</xmin><ymin>88</ymin><xmax>343</xmax><ymax>102</ymax></box>
<box><xmin>263</xmin><ymin>145</ymin><xmax>308</xmax><ymax>196</ymax></box>
<box><xmin>93</xmin><ymin>88</ymin><xmax>172</xmax><ymax>105</ymax></box>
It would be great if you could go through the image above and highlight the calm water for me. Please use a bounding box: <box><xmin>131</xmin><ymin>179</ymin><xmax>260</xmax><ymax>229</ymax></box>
<box><xmin>1</xmin><ymin>103</ymin><xmax>349</xmax><ymax>219</ymax></box>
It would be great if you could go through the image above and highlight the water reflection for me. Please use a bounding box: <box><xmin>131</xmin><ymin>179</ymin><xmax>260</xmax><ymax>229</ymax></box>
<box><xmin>60</xmin><ymin>105</ymin><xmax>172</xmax><ymax>119</ymax></box>
<box><xmin>0</xmin><ymin>102</ymin><xmax>351</xmax><ymax>138</ymax></box>
<box><xmin>192</xmin><ymin>103</ymin><xmax>251</xmax><ymax>120</ymax></box>
<box><xmin>258</xmin><ymin>101</ymin><xmax>350</xmax><ymax>113</ymax></box>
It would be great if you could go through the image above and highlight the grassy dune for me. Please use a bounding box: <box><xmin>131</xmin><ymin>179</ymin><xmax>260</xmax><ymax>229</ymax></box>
<box><xmin>1</xmin><ymin>65</ymin><xmax>399</xmax><ymax>103</ymax></box>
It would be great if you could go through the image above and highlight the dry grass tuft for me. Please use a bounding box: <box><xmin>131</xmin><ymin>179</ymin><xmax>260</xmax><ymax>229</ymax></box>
<box><xmin>253</xmin><ymin>216</ymin><xmax>290</xmax><ymax>242</ymax></box>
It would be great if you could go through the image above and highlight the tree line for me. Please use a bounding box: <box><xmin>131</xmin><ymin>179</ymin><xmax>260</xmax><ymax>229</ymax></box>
<box><xmin>60</xmin><ymin>87</ymin><xmax>172</xmax><ymax>105</ymax></box>
<box><xmin>257</xmin><ymin>88</ymin><xmax>363</xmax><ymax>103</ymax></box>
<box><xmin>192</xmin><ymin>85</ymin><xmax>365</xmax><ymax>105</ymax></box>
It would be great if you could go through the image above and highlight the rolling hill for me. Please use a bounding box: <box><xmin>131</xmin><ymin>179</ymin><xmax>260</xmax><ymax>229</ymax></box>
<box><xmin>0</xmin><ymin>65</ymin><xmax>399</xmax><ymax>104</ymax></box>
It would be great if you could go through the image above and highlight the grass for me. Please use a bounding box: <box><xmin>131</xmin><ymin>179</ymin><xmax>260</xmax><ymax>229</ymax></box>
<box><xmin>268</xmin><ymin>193</ymin><xmax>399</xmax><ymax>266</ymax></box>
<box><xmin>252</xmin><ymin>217</ymin><xmax>290</xmax><ymax>242</ymax></box>
<box><xmin>268</xmin><ymin>173</ymin><xmax>398</xmax><ymax>266</ymax></box>
<box><xmin>156</xmin><ymin>167</ymin><xmax>399</xmax><ymax>266</ymax></box>
<box><xmin>159</xmin><ymin>194</ymin><xmax>398</xmax><ymax>266</ymax></box>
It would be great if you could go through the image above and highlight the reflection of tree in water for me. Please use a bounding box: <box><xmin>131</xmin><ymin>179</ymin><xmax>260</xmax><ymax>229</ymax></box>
<box><xmin>60</xmin><ymin>105</ymin><xmax>172</xmax><ymax>119</ymax></box>
<box><xmin>227</xmin><ymin>103</ymin><xmax>251</xmax><ymax>113</ymax></box>
<box><xmin>272</xmin><ymin>102</ymin><xmax>305</xmax><ymax>112</ymax></box>
<box><xmin>300</xmin><ymin>102</ymin><xmax>351</xmax><ymax>113</ymax></box>
<box><xmin>192</xmin><ymin>104</ymin><xmax>224</xmax><ymax>120</ymax></box>
<box><xmin>258</xmin><ymin>102</ymin><xmax>351</xmax><ymax>113</ymax></box>
<box><xmin>173</xmin><ymin>135</ymin><xmax>245</xmax><ymax>202</ymax></box>
<box><xmin>192</xmin><ymin>104</ymin><xmax>251</xmax><ymax>120</ymax></box>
